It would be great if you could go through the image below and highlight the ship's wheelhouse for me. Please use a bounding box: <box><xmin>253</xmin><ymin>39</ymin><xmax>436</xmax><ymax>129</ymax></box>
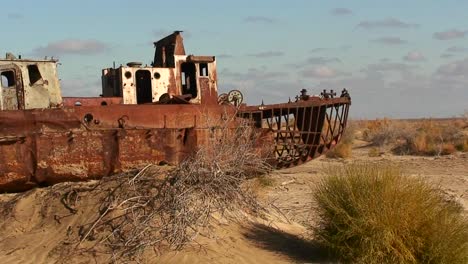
<box><xmin>101</xmin><ymin>32</ymin><xmax>218</xmax><ymax>105</ymax></box>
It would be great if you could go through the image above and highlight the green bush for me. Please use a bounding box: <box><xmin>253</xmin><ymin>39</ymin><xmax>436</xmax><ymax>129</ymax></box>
<box><xmin>314</xmin><ymin>163</ymin><xmax>468</xmax><ymax>263</ymax></box>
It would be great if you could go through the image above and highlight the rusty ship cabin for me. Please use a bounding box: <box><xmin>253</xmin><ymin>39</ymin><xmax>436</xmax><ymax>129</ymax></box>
<box><xmin>0</xmin><ymin>31</ymin><xmax>351</xmax><ymax>192</ymax></box>
<box><xmin>1</xmin><ymin>31</ymin><xmax>220</xmax><ymax>110</ymax></box>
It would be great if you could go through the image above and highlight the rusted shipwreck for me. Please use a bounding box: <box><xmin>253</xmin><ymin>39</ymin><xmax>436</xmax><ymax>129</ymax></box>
<box><xmin>0</xmin><ymin>32</ymin><xmax>351</xmax><ymax>192</ymax></box>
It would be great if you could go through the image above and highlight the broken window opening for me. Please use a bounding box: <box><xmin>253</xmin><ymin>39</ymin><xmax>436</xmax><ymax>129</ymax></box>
<box><xmin>181</xmin><ymin>72</ymin><xmax>186</xmax><ymax>85</ymax></box>
<box><xmin>199</xmin><ymin>63</ymin><xmax>208</xmax><ymax>77</ymax></box>
<box><xmin>27</xmin><ymin>65</ymin><xmax>42</xmax><ymax>85</ymax></box>
<box><xmin>180</xmin><ymin>62</ymin><xmax>197</xmax><ymax>98</ymax></box>
<box><xmin>1</xmin><ymin>71</ymin><xmax>16</xmax><ymax>88</ymax></box>
<box><xmin>135</xmin><ymin>70</ymin><xmax>153</xmax><ymax>104</ymax></box>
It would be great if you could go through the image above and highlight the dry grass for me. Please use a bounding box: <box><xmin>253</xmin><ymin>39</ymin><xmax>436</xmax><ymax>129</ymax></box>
<box><xmin>367</xmin><ymin>147</ymin><xmax>381</xmax><ymax>157</ymax></box>
<box><xmin>326</xmin><ymin>123</ymin><xmax>356</xmax><ymax>159</ymax></box>
<box><xmin>313</xmin><ymin>162</ymin><xmax>468</xmax><ymax>263</ymax></box>
<box><xmin>73</xmin><ymin>115</ymin><xmax>273</xmax><ymax>261</ymax></box>
<box><xmin>455</xmin><ymin>139</ymin><xmax>468</xmax><ymax>152</ymax></box>
<box><xmin>362</xmin><ymin>118</ymin><xmax>405</xmax><ymax>147</ymax></box>
<box><xmin>361</xmin><ymin>118</ymin><xmax>468</xmax><ymax>156</ymax></box>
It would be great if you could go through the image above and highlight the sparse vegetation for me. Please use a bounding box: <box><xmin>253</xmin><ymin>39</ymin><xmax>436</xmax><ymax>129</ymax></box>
<box><xmin>362</xmin><ymin>118</ymin><xmax>405</xmax><ymax>147</ymax></box>
<box><xmin>367</xmin><ymin>147</ymin><xmax>381</xmax><ymax>157</ymax></box>
<box><xmin>314</xmin><ymin>162</ymin><xmax>468</xmax><ymax>264</ymax></box>
<box><xmin>455</xmin><ymin>139</ymin><xmax>468</xmax><ymax>152</ymax></box>
<box><xmin>362</xmin><ymin>118</ymin><xmax>468</xmax><ymax>156</ymax></box>
<box><xmin>74</xmin><ymin>115</ymin><xmax>273</xmax><ymax>261</ymax></box>
<box><xmin>255</xmin><ymin>175</ymin><xmax>275</xmax><ymax>187</ymax></box>
<box><xmin>326</xmin><ymin>123</ymin><xmax>356</xmax><ymax>159</ymax></box>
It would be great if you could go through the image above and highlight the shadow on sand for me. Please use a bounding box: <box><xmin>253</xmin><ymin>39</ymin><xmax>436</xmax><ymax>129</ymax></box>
<box><xmin>243</xmin><ymin>223</ymin><xmax>333</xmax><ymax>263</ymax></box>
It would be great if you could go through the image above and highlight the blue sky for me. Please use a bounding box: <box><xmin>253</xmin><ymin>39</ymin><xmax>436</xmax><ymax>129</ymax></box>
<box><xmin>2</xmin><ymin>0</ymin><xmax>468</xmax><ymax>118</ymax></box>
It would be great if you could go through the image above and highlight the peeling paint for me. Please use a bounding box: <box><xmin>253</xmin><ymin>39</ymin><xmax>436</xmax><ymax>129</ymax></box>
<box><xmin>0</xmin><ymin>32</ymin><xmax>351</xmax><ymax>192</ymax></box>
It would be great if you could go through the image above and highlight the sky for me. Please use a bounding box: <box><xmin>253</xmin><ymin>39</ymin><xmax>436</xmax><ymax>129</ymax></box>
<box><xmin>2</xmin><ymin>0</ymin><xmax>468</xmax><ymax>119</ymax></box>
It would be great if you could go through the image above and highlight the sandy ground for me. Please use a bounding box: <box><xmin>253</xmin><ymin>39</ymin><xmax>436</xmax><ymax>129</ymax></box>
<box><xmin>267</xmin><ymin>140</ymin><xmax>468</xmax><ymax>229</ymax></box>
<box><xmin>0</xmin><ymin>140</ymin><xmax>467</xmax><ymax>263</ymax></box>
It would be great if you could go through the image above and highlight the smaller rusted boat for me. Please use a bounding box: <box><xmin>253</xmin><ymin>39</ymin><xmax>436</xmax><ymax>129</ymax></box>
<box><xmin>0</xmin><ymin>32</ymin><xmax>351</xmax><ymax>192</ymax></box>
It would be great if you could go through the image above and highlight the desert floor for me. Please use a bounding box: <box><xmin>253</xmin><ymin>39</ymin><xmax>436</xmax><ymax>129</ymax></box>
<box><xmin>0</xmin><ymin>140</ymin><xmax>467</xmax><ymax>263</ymax></box>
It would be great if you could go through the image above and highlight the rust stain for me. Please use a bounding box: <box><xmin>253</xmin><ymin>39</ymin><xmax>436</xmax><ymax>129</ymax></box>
<box><xmin>0</xmin><ymin>32</ymin><xmax>351</xmax><ymax>192</ymax></box>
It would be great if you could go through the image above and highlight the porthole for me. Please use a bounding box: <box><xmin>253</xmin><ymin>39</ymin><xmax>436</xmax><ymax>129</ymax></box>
<box><xmin>83</xmin><ymin>113</ymin><xmax>94</xmax><ymax>123</ymax></box>
<box><xmin>154</xmin><ymin>72</ymin><xmax>161</xmax><ymax>79</ymax></box>
<box><xmin>124</xmin><ymin>71</ymin><xmax>132</xmax><ymax>79</ymax></box>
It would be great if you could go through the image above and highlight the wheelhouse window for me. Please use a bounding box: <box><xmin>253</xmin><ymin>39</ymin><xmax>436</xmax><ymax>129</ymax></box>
<box><xmin>199</xmin><ymin>63</ymin><xmax>208</xmax><ymax>77</ymax></box>
<box><xmin>180</xmin><ymin>62</ymin><xmax>198</xmax><ymax>98</ymax></box>
<box><xmin>27</xmin><ymin>65</ymin><xmax>42</xmax><ymax>85</ymax></box>
<box><xmin>1</xmin><ymin>70</ymin><xmax>16</xmax><ymax>88</ymax></box>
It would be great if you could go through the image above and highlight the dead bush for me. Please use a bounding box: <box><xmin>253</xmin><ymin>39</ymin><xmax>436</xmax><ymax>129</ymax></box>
<box><xmin>367</xmin><ymin>147</ymin><xmax>381</xmax><ymax>157</ymax></box>
<box><xmin>314</xmin><ymin>162</ymin><xmax>468</xmax><ymax>263</ymax></box>
<box><xmin>363</xmin><ymin>118</ymin><xmax>467</xmax><ymax>155</ymax></box>
<box><xmin>362</xmin><ymin>118</ymin><xmax>407</xmax><ymax>146</ymax></box>
<box><xmin>75</xmin><ymin>114</ymin><xmax>272</xmax><ymax>261</ymax></box>
<box><xmin>326</xmin><ymin>123</ymin><xmax>356</xmax><ymax>159</ymax></box>
<box><xmin>455</xmin><ymin>139</ymin><xmax>468</xmax><ymax>152</ymax></box>
<box><xmin>396</xmin><ymin>120</ymin><xmax>465</xmax><ymax>156</ymax></box>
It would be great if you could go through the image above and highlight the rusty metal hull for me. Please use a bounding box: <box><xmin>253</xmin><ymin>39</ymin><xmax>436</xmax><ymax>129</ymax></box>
<box><xmin>0</xmin><ymin>97</ymin><xmax>350</xmax><ymax>192</ymax></box>
<box><xmin>0</xmin><ymin>104</ymin><xmax>236</xmax><ymax>192</ymax></box>
<box><xmin>1</xmin><ymin>32</ymin><xmax>352</xmax><ymax>192</ymax></box>
<box><xmin>239</xmin><ymin>97</ymin><xmax>351</xmax><ymax>168</ymax></box>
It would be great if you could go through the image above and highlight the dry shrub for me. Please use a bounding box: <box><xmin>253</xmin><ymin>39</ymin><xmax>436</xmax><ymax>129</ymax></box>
<box><xmin>453</xmin><ymin>119</ymin><xmax>467</xmax><ymax>129</ymax></box>
<box><xmin>255</xmin><ymin>175</ymin><xmax>275</xmax><ymax>187</ymax></box>
<box><xmin>76</xmin><ymin>116</ymin><xmax>272</xmax><ymax>261</ymax></box>
<box><xmin>326</xmin><ymin>123</ymin><xmax>356</xmax><ymax>159</ymax></box>
<box><xmin>367</xmin><ymin>147</ymin><xmax>381</xmax><ymax>157</ymax></box>
<box><xmin>363</xmin><ymin>118</ymin><xmax>467</xmax><ymax>155</ymax></box>
<box><xmin>362</xmin><ymin>118</ymin><xmax>405</xmax><ymax>146</ymax></box>
<box><xmin>325</xmin><ymin>143</ymin><xmax>352</xmax><ymax>159</ymax></box>
<box><xmin>397</xmin><ymin>120</ymin><xmax>464</xmax><ymax>155</ymax></box>
<box><xmin>314</xmin><ymin>162</ymin><xmax>468</xmax><ymax>264</ymax></box>
<box><xmin>456</xmin><ymin>138</ymin><xmax>468</xmax><ymax>152</ymax></box>
<box><xmin>441</xmin><ymin>143</ymin><xmax>457</xmax><ymax>155</ymax></box>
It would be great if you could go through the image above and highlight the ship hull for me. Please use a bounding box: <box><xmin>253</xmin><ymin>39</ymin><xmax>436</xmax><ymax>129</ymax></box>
<box><xmin>0</xmin><ymin>97</ymin><xmax>350</xmax><ymax>192</ymax></box>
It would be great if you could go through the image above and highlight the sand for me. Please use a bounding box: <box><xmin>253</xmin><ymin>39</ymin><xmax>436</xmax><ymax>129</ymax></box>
<box><xmin>0</xmin><ymin>140</ymin><xmax>467</xmax><ymax>263</ymax></box>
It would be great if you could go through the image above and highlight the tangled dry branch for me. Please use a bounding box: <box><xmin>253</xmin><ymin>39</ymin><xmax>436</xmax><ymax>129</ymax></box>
<box><xmin>75</xmin><ymin>117</ymin><xmax>273</xmax><ymax>261</ymax></box>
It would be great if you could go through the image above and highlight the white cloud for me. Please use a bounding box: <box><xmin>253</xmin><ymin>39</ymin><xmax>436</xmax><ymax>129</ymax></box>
<box><xmin>365</xmin><ymin>62</ymin><xmax>416</xmax><ymax>73</ymax></box>
<box><xmin>310</xmin><ymin>48</ymin><xmax>328</xmax><ymax>53</ymax></box>
<box><xmin>436</xmin><ymin>58</ymin><xmax>468</xmax><ymax>76</ymax></box>
<box><xmin>217</xmin><ymin>54</ymin><xmax>233</xmax><ymax>59</ymax></box>
<box><xmin>301</xmin><ymin>66</ymin><xmax>338</xmax><ymax>78</ymax></box>
<box><xmin>33</xmin><ymin>39</ymin><xmax>109</xmax><ymax>56</ymax></box>
<box><xmin>220</xmin><ymin>59</ymin><xmax>468</xmax><ymax>118</ymax></box>
<box><xmin>7</xmin><ymin>13</ymin><xmax>22</xmax><ymax>19</ymax></box>
<box><xmin>244</xmin><ymin>16</ymin><xmax>277</xmax><ymax>24</ymax></box>
<box><xmin>153</xmin><ymin>29</ymin><xmax>191</xmax><ymax>39</ymax></box>
<box><xmin>60</xmin><ymin>78</ymin><xmax>101</xmax><ymax>97</ymax></box>
<box><xmin>306</xmin><ymin>57</ymin><xmax>341</xmax><ymax>64</ymax></box>
<box><xmin>403</xmin><ymin>51</ymin><xmax>425</xmax><ymax>62</ymax></box>
<box><xmin>357</xmin><ymin>18</ymin><xmax>418</xmax><ymax>29</ymax></box>
<box><xmin>331</xmin><ymin>8</ymin><xmax>352</xmax><ymax>16</ymax></box>
<box><xmin>248</xmin><ymin>51</ymin><xmax>284</xmax><ymax>58</ymax></box>
<box><xmin>441</xmin><ymin>53</ymin><xmax>454</xmax><ymax>59</ymax></box>
<box><xmin>371</xmin><ymin>37</ymin><xmax>407</xmax><ymax>45</ymax></box>
<box><xmin>221</xmin><ymin>67</ymin><xmax>288</xmax><ymax>81</ymax></box>
<box><xmin>433</xmin><ymin>29</ymin><xmax>468</xmax><ymax>40</ymax></box>
<box><xmin>447</xmin><ymin>46</ymin><xmax>468</xmax><ymax>53</ymax></box>
<box><xmin>313</xmin><ymin>60</ymin><xmax>468</xmax><ymax>118</ymax></box>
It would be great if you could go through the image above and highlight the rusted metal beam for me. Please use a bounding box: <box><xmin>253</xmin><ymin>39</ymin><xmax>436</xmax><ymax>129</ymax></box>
<box><xmin>238</xmin><ymin>96</ymin><xmax>351</xmax><ymax>168</ymax></box>
<box><xmin>63</xmin><ymin>97</ymin><xmax>123</xmax><ymax>107</ymax></box>
<box><xmin>0</xmin><ymin>104</ymin><xmax>239</xmax><ymax>192</ymax></box>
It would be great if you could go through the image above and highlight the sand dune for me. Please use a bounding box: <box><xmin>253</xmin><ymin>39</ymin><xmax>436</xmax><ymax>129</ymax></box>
<box><xmin>1</xmin><ymin>140</ymin><xmax>467</xmax><ymax>263</ymax></box>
